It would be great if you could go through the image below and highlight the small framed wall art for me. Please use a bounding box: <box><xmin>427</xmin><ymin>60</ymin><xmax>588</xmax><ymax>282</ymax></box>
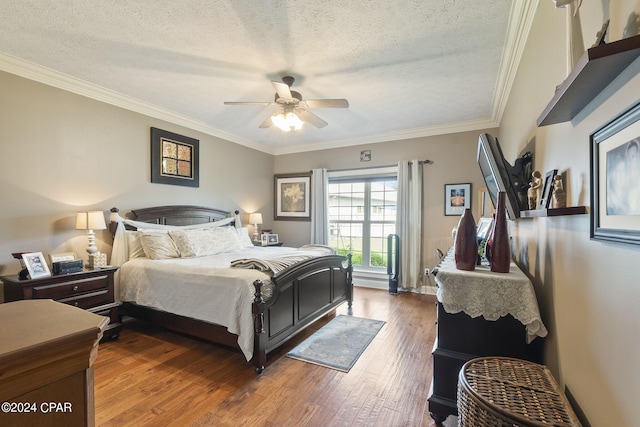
<box><xmin>444</xmin><ymin>183</ymin><xmax>471</xmax><ymax>216</ymax></box>
<box><xmin>151</xmin><ymin>127</ymin><xmax>199</xmax><ymax>187</ymax></box>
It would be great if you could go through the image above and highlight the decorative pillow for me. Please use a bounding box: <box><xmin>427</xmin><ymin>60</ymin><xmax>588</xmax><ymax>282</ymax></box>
<box><xmin>126</xmin><ymin>231</ymin><xmax>147</xmax><ymax>259</ymax></box>
<box><xmin>236</xmin><ymin>227</ymin><xmax>254</xmax><ymax>248</ymax></box>
<box><xmin>138</xmin><ymin>231</ymin><xmax>180</xmax><ymax>259</ymax></box>
<box><xmin>169</xmin><ymin>226</ymin><xmax>242</xmax><ymax>258</ymax></box>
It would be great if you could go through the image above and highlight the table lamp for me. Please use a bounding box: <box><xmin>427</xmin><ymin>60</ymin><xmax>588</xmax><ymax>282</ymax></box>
<box><xmin>249</xmin><ymin>212</ymin><xmax>263</xmax><ymax>242</ymax></box>
<box><xmin>76</xmin><ymin>211</ymin><xmax>107</xmax><ymax>267</ymax></box>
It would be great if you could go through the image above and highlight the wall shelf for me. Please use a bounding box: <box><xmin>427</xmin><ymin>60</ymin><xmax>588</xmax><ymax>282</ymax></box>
<box><xmin>537</xmin><ymin>35</ymin><xmax>640</xmax><ymax>127</ymax></box>
<box><xmin>520</xmin><ymin>206</ymin><xmax>586</xmax><ymax>218</ymax></box>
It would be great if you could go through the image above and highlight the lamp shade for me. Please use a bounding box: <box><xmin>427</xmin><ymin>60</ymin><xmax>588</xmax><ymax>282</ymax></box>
<box><xmin>249</xmin><ymin>213</ymin><xmax>263</xmax><ymax>225</ymax></box>
<box><xmin>76</xmin><ymin>211</ymin><xmax>107</xmax><ymax>230</ymax></box>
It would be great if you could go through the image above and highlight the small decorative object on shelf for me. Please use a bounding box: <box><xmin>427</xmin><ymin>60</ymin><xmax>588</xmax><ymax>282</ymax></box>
<box><xmin>539</xmin><ymin>169</ymin><xmax>559</xmax><ymax>209</ymax></box>
<box><xmin>527</xmin><ymin>171</ymin><xmax>542</xmax><ymax>210</ymax></box>
<box><xmin>552</xmin><ymin>175</ymin><xmax>567</xmax><ymax>208</ymax></box>
<box><xmin>490</xmin><ymin>192</ymin><xmax>510</xmax><ymax>273</ymax></box>
<box><xmin>454</xmin><ymin>209</ymin><xmax>477</xmax><ymax>271</ymax></box>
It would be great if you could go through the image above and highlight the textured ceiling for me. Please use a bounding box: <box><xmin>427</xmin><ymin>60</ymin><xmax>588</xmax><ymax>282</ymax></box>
<box><xmin>0</xmin><ymin>1</ymin><xmax>533</xmax><ymax>154</ymax></box>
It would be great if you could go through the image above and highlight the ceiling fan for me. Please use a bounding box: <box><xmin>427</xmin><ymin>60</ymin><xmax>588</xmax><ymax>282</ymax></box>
<box><xmin>224</xmin><ymin>76</ymin><xmax>349</xmax><ymax>131</ymax></box>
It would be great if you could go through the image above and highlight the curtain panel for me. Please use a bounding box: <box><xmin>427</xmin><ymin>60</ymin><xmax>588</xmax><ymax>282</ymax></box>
<box><xmin>397</xmin><ymin>160</ymin><xmax>423</xmax><ymax>290</ymax></box>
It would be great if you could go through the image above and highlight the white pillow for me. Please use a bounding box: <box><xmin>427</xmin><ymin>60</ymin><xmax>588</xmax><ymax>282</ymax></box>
<box><xmin>138</xmin><ymin>231</ymin><xmax>180</xmax><ymax>259</ymax></box>
<box><xmin>169</xmin><ymin>226</ymin><xmax>242</xmax><ymax>258</ymax></box>
<box><xmin>236</xmin><ymin>227</ymin><xmax>254</xmax><ymax>248</ymax></box>
<box><xmin>126</xmin><ymin>231</ymin><xmax>147</xmax><ymax>259</ymax></box>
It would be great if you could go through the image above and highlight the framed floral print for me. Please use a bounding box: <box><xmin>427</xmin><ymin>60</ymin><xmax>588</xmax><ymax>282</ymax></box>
<box><xmin>274</xmin><ymin>173</ymin><xmax>311</xmax><ymax>221</ymax></box>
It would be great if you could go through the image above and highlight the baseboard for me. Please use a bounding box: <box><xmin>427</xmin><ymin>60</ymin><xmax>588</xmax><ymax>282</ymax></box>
<box><xmin>352</xmin><ymin>270</ymin><xmax>437</xmax><ymax>295</ymax></box>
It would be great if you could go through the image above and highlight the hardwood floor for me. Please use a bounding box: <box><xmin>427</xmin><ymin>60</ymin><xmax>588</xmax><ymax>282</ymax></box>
<box><xmin>93</xmin><ymin>287</ymin><xmax>457</xmax><ymax>426</ymax></box>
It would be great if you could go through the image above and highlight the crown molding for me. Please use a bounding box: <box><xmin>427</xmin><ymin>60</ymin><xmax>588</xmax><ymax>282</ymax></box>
<box><xmin>0</xmin><ymin>52</ymin><xmax>275</xmax><ymax>155</ymax></box>
<box><xmin>273</xmin><ymin>118</ymin><xmax>499</xmax><ymax>155</ymax></box>
<box><xmin>491</xmin><ymin>0</ymin><xmax>539</xmax><ymax>124</ymax></box>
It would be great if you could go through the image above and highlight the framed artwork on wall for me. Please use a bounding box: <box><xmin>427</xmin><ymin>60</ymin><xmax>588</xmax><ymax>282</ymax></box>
<box><xmin>151</xmin><ymin>127</ymin><xmax>199</xmax><ymax>187</ymax></box>
<box><xmin>590</xmin><ymin>100</ymin><xmax>640</xmax><ymax>246</ymax></box>
<box><xmin>274</xmin><ymin>173</ymin><xmax>311</xmax><ymax>221</ymax></box>
<box><xmin>444</xmin><ymin>183</ymin><xmax>471</xmax><ymax>216</ymax></box>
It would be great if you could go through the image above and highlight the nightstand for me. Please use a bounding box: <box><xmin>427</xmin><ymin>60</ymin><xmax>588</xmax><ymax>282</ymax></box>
<box><xmin>253</xmin><ymin>241</ymin><xmax>284</xmax><ymax>247</ymax></box>
<box><xmin>1</xmin><ymin>267</ymin><xmax>121</xmax><ymax>340</ymax></box>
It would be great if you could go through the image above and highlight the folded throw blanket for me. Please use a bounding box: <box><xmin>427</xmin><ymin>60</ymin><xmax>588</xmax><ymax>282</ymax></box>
<box><xmin>230</xmin><ymin>245</ymin><xmax>336</xmax><ymax>275</ymax></box>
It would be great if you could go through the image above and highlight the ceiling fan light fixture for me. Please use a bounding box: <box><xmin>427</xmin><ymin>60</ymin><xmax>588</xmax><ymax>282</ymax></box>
<box><xmin>271</xmin><ymin>110</ymin><xmax>303</xmax><ymax>132</ymax></box>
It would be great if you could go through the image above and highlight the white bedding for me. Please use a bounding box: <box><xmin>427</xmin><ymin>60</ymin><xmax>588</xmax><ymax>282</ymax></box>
<box><xmin>119</xmin><ymin>246</ymin><xmax>334</xmax><ymax>361</ymax></box>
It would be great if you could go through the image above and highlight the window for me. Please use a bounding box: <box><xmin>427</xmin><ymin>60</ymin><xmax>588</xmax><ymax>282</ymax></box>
<box><xmin>327</xmin><ymin>176</ymin><xmax>397</xmax><ymax>269</ymax></box>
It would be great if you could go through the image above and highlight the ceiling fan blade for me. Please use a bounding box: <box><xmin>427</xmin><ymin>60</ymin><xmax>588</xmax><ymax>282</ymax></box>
<box><xmin>224</xmin><ymin>101</ymin><xmax>274</xmax><ymax>106</ymax></box>
<box><xmin>272</xmin><ymin>81</ymin><xmax>293</xmax><ymax>99</ymax></box>
<box><xmin>296</xmin><ymin>109</ymin><xmax>328</xmax><ymax>128</ymax></box>
<box><xmin>302</xmin><ymin>99</ymin><xmax>349</xmax><ymax>108</ymax></box>
<box><xmin>258</xmin><ymin>115</ymin><xmax>273</xmax><ymax>128</ymax></box>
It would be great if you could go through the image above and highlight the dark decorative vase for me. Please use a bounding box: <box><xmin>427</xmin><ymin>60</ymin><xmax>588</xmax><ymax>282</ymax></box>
<box><xmin>484</xmin><ymin>213</ymin><xmax>496</xmax><ymax>264</ymax></box>
<box><xmin>490</xmin><ymin>192</ymin><xmax>510</xmax><ymax>273</ymax></box>
<box><xmin>455</xmin><ymin>208</ymin><xmax>477</xmax><ymax>271</ymax></box>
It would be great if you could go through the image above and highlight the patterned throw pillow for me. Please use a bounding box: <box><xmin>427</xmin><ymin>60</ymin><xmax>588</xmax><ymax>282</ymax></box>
<box><xmin>138</xmin><ymin>231</ymin><xmax>180</xmax><ymax>259</ymax></box>
<box><xmin>169</xmin><ymin>227</ymin><xmax>242</xmax><ymax>258</ymax></box>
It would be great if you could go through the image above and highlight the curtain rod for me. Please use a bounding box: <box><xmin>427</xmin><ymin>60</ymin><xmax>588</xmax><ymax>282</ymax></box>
<box><xmin>322</xmin><ymin>159</ymin><xmax>433</xmax><ymax>173</ymax></box>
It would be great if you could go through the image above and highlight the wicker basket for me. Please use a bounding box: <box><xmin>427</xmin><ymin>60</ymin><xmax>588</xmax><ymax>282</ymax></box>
<box><xmin>457</xmin><ymin>357</ymin><xmax>582</xmax><ymax>426</ymax></box>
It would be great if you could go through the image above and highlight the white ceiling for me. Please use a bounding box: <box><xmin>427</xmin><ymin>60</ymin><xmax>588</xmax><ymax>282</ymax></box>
<box><xmin>0</xmin><ymin>1</ymin><xmax>536</xmax><ymax>155</ymax></box>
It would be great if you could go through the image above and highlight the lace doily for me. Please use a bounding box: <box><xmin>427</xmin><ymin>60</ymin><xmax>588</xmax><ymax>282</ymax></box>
<box><xmin>435</xmin><ymin>254</ymin><xmax>548</xmax><ymax>344</ymax></box>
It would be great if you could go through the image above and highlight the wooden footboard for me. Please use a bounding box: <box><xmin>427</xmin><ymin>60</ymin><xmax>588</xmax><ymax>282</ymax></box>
<box><xmin>252</xmin><ymin>254</ymin><xmax>353</xmax><ymax>372</ymax></box>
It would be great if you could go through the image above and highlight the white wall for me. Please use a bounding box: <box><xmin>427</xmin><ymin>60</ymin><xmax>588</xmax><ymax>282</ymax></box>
<box><xmin>500</xmin><ymin>1</ymin><xmax>640</xmax><ymax>425</ymax></box>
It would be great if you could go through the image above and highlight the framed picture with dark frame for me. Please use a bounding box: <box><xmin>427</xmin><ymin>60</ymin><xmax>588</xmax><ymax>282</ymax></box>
<box><xmin>274</xmin><ymin>173</ymin><xmax>311</xmax><ymax>221</ymax></box>
<box><xmin>590</xmin><ymin>100</ymin><xmax>640</xmax><ymax>246</ymax></box>
<box><xmin>444</xmin><ymin>183</ymin><xmax>471</xmax><ymax>216</ymax></box>
<box><xmin>151</xmin><ymin>127</ymin><xmax>199</xmax><ymax>187</ymax></box>
<box><xmin>538</xmin><ymin>169</ymin><xmax>558</xmax><ymax>209</ymax></box>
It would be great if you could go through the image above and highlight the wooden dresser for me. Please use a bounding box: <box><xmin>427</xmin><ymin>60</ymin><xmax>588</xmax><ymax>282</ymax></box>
<box><xmin>1</xmin><ymin>267</ymin><xmax>121</xmax><ymax>340</ymax></box>
<box><xmin>428</xmin><ymin>252</ymin><xmax>547</xmax><ymax>423</ymax></box>
<box><xmin>0</xmin><ymin>299</ymin><xmax>108</xmax><ymax>427</ymax></box>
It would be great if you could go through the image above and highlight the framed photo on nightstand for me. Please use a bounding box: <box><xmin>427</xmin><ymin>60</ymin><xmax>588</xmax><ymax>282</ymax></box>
<box><xmin>22</xmin><ymin>252</ymin><xmax>51</xmax><ymax>279</ymax></box>
<box><xmin>261</xmin><ymin>233</ymin><xmax>279</xmax><ymax>246</ymax></box>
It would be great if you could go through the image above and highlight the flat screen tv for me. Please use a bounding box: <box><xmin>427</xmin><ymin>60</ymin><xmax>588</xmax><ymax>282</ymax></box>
<box><xmin>477</xmin><ymin>133</ymin><xmax>532</xmax><ymax>220</ymax></box>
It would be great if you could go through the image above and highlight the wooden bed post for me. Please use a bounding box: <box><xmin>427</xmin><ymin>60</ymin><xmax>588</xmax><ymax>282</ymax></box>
<box><xmin>252</xmin><ymin>279</ymin><xmax>267</xmax><ymax>373</ymax></box>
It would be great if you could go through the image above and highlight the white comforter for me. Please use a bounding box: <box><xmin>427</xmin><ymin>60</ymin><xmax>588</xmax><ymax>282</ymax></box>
<box><xmin>119</xmin><ymin>246</ymin><xmax>333</xmax><ymax>361</ymax></box>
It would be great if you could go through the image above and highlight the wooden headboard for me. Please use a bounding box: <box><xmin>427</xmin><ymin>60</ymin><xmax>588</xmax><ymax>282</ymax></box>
<box><xmin>109</xmin><ymin>205</ymin><xmax>240</xmax><ymax>234</ymax></box>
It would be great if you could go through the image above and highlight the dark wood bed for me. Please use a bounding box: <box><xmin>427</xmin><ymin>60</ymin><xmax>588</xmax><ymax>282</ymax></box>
<box><xmin>110</xmin><ymin>205</ymin><xmax>353</xmax><ymax>373</ymax></box>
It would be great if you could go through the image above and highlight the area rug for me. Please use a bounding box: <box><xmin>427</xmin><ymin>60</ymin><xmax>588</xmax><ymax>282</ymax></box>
<box><xmin>287</xmin><ymin>315</ymin><xmax>386</xmax><ymax>372</ymax></box>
